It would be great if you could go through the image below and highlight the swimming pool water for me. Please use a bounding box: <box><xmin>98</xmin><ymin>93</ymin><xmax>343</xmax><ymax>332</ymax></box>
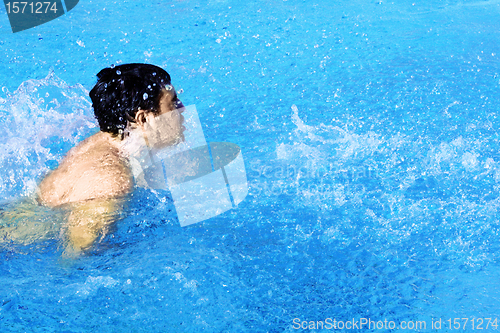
<box><xmin>1</xmin><ymin>0</ymin><xmax>500</xmax><ymax>331</ymax></box>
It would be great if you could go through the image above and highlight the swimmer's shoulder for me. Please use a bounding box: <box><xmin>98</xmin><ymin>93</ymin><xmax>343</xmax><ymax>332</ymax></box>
<box><xmin>38</xmin><ymin>132</ymin><xmax>133</xmax><ymax>207</ymax></box>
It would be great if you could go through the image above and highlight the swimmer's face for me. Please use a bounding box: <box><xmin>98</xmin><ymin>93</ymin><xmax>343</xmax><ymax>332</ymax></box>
<box><xmin>138</xmin><ymin>87</ymin><xmax>186</xmax><ymax>149</ymax></box>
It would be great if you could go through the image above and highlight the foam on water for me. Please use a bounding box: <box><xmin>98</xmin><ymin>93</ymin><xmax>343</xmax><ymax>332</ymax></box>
<box><xmin>0</xmin><ymin>72</ymin><xmax>96</xmax><ymax>201</ymax></box>
<box><xmin>267</xmin><ymin>102</ymin><xmax>500</xmax><ymax>267</ymax></box>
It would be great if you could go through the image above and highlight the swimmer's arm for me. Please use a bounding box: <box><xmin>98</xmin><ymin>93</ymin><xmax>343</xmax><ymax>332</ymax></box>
<box><xmin>62</xmin><ymin>165</ymin><xmax>132</xmax><ymax>256</ymax></box>
<box><xmin>64</xmin><ymin>198</ymin><xmax>122</xmax><ymax>256</ymax></box>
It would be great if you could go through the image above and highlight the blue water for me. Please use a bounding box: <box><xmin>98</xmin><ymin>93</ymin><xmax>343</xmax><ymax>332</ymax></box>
<box><xmin>1</xmin><ymin>0</ymin><xmax>500</xmax><ymax>332</ymax></box>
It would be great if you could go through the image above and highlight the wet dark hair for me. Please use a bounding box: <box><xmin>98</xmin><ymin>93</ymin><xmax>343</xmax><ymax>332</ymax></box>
<box><xmin>89</xmin><ymin>63</ymin><xmax>172</xmax><ymax>137</ymax></box>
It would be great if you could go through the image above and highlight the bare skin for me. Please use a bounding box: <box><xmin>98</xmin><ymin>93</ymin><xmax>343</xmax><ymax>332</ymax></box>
<box><xmin>37</xmin><ymin>131</ymin><xmax>132</xmax><ymax>255</ymax></box>
<box><xmin>38</xmin><ymin>131</ymin><xmax>133</xmax><ymax>207</ymax></box>
<box><xmin>35</xmin><ymin>88</ymin><xmax>184</xmax><ymax>256</ymax></box>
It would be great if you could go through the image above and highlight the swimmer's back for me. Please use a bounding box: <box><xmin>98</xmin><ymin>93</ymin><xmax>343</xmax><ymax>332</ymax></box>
<box><xmin>38</xmin><ymin>131</ymin><xmax>133</xmax><ymax>207</ymax></box>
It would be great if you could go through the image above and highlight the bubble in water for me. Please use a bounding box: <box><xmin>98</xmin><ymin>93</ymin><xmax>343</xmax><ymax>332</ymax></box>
<box><xmin>152</xmin><ymin>72</ymin><xmax>156</xmax><ymax>76</ymax></box>
<box><xmin>110</xmin><ymin>64</ymin><xmax>115</xmax><ymax>68</ymax></box>
<box><xmin>165</xmin><ymin>85</ymin><xmax>173</xmax><ymax>91</ymax></box>
<box><xmin>116</xmin><ymin>70</ymin><xmax>121</xmax><ymax>75</ymax></box>
<box><xmin>143</xmin><ymin>93</ymin><xmax>148</xmax><ymax>100</ymax></box>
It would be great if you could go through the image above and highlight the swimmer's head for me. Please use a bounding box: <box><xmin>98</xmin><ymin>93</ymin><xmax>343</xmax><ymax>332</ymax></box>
<box><xmin>90</xmin><ymin>63</ymin><xmax>182</xmax><ymax>138</ymax></box>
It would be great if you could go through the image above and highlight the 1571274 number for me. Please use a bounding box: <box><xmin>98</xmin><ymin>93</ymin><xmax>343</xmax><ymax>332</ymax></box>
<box><xmin>5</xmin><ymin>2</ymin><xmax>58</xmax><ymax>14</ymax></box>
<box><xmin>446</xmin><ymin>318</ymin><xmax>498</xmax><ymax>330</ymax></box>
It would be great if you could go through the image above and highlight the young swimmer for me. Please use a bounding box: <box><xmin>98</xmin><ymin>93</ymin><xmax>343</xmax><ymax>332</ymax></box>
<box><xmin>36</xmin><ymin>63</ymin><xmax>185</xmax><ymax>255</ymax></box>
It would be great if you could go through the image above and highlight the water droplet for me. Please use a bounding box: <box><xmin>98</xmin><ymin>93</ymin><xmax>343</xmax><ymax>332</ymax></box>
<box><xmin>143</xmin><ymin>93</ymin><xmax>148</xmax><ymax>100</ymax></box>
<box><xmin>152</xmin><ymin>72</ymin><xmax>156</xmax><ymax>76</ymax></box>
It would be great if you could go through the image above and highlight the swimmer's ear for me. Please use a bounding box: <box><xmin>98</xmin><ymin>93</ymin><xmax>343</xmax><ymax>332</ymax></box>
<box><xmin>135</xmin><ymin>109</ymin><xmax>147</xmax><ymax>127</ymax></box>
